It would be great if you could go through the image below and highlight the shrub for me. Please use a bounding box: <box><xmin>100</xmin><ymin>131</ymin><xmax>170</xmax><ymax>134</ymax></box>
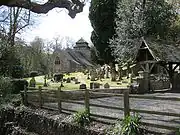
<box><xmin>73</xmin><ymin>109</ymin><xmax>90</xmax><ymax>127</ymax></box>
<box><xmin>107</xmin><ymin>113</ymin><xmax>142</xmax><ymax>135</ymax></box>
<box><xmin>0</xmin><ymin>76</ymin><xmax>13</xmax><ymax>97</ymax></box>
<box><xmin>29</xmin><ymin>71</ymin><xmax>38</xmax><ymax>77</ymax></box>
<box><xmin>176</xmin><ymin>128</ymin><xmax>180</xmax><ymax>135</ymax></box>
<box><xmin>29</xmin><ymin>77</ymin><xmax>36</xmax><ymax>87</ymax></box>
<box><xmin>12</xmin><ymin>65</ymin><xmax>24</xmax><ymax>78</ymax></box>
<box><xmin>54</xmin><ymin>73</ymin><xmax>64</xmax><ymax>82</ymax></box>
<box><xmin>11</xmin><ymin>79</ymin><xmax>28</xmax><ymax>94</ymax></box>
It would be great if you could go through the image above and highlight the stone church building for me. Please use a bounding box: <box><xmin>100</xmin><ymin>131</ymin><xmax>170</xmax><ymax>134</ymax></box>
<box><xmin>53</xmin><ymin>38</ymin><xmax>93</xmax><ymax>73</ymax></box>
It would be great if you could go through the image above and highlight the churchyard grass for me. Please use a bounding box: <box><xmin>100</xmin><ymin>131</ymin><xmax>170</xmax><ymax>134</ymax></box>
<box><xmin>24</xmin><ymin>72</ymin><xmax>129</xmax><ymax>90</ymax></box>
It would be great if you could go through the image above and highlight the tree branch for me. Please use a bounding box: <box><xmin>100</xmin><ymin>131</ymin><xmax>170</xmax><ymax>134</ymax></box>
<box><xmin>0</xmin><ymin>0</ymin><xmax>85</xmax><ymax>18</ymax></box>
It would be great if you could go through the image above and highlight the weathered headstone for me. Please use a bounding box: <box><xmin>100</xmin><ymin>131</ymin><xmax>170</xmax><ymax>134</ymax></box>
<box><xmin>66</xmin><ymin>78</ymin><xmax>71</xmax><ymax>83</ymax></box>
<box><xmin>29</xmin><ymin>77</ymin><xmax>36</xmax><ymax>87</ymax></box>
<box><xmin>71</xmin><ymin>77</ymin><xmax>75</xmax><ymax>80</ymax></box>
<box><xmin>104</xmin><ymin>83</ymin><xmax>110</xmax><ymax>88</ymax></box>
<box><xmin>90</xmin><ymin>82</ymin><xmax>100</xmax><ymax>89</ymax></box>
<box><xmin>79</xmin><ymin>84</ymin><xmax>86</xmax><ymax>89</ymax></box>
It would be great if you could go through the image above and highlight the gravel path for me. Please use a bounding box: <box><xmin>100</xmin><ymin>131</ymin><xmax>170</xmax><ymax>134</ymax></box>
<box><xmin>43</xmin><ymin>93</ymin><xmax>180</xmax><ymax>133</ymax></box>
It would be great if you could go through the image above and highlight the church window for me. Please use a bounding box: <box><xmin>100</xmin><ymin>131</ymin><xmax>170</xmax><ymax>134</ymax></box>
<box><xmin>55</xmin><ymin>57</ymin><xmax>60</xmax><ymax>65</ymax></box>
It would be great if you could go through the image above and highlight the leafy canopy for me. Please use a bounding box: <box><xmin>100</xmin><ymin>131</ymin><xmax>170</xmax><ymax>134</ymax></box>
<box><xmin>110</xmin><ymin>0</ymin><xmax>179</xmax><ymax>64</ymax></box>
<box><xmin>89</xmin><ymin>0</ymin><xmax>117</xmax><ymax>64</ymax></box>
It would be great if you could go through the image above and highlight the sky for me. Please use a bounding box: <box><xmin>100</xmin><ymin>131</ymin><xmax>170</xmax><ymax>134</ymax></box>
<box><xmin>21</xmin><ymin>2</ymin><xmax>93</xmax><ymax>44</ymax></box>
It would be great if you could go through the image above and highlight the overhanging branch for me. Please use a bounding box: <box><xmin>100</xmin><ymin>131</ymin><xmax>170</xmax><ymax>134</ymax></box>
<box><xmin>0</xmin><ymin>0</ymin><xmax>85</xmax><ymax>18</ymax></box>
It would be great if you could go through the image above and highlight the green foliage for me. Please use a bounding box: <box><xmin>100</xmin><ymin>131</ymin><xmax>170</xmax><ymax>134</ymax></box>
<box><xmin>110</xmin><ymin>0</ymin><xmax>143</xmax><ymax>64</ymax></box>
<box><xmin>12</xmin><ymin>63</ymin><xmax>24</xmax><ymax>78</ymax></box>
<box><xmin>11</xmin><ymin>79</ymin><xmax>28</xmax><ymax>94</ymax></box>
<box><xmin>0</xmin><ymin>76</ymin><xmax>13</xmax><ymax>98</ymax></box>
<box><xmin>89</xmin><ymin>0</ymin><xmax>117</xmax><ymax>64</ymax></box>
<box><xmin>110</xmin><ymin>0</ymin><xmax>178</xmax><ymax>64</ymax></box>
<box><xmin>144</xmin><ymin>0</ymin><xmax>177</xmax><ymax>39</ymax></box>
<box><xmin>176</xmin><ymin>128</ymin><xmax>180</xmax><ymax>135</ymax></box>
<box><xmin>29</xmin><ymin>77</ymin><xmax>36</xmax><ymax>87</ymax></box>
<box><xmin>107</xmin><ymin>114</ymin><xmax>142</xmax><ymax>135</ymax></box>
<box><xmin>73</xmin><ymin>109</ymin><xmax>90</xmax><ymax>127</ymax></box>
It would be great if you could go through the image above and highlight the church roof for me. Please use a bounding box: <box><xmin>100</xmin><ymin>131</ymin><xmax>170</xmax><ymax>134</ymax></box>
<box><xmin>54</xmin><ymin>48</ymin><xmax>93</xmax><ymax>67</ymax></box>
<box><xmin>67</xmin><ymin>49</ymin><xmax>93</xmax><ymax>67</ymax></box>
<box><xmin>135</xmin><ymin>37</ymin><xmax>180</xmax><ymax>63</ymax></box>
<box><xmin>74</xmin><ymin>38</ymin><xmax>90</xmax><ymax>49</ymax></box>
<box><xmin>76</xmin><ymin>38</ymin><xmax>88</xmax><ymax>44</ymax></box>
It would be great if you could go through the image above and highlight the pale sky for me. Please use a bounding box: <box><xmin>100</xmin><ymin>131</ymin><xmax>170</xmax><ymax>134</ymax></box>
<box><xmin>22</xmin><ymin>2</ymin><xmax>93</xmax><ymax>43</ymax></box>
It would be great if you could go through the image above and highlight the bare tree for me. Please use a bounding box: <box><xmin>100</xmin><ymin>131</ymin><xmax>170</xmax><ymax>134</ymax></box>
<box><xmin>52</xmin><ymin>36</ymin><xmax>64</xmax><ymax>50</ymax></box>
<box><xmin>0</xmin><ymin>0</ymin><xmax>86</xmax><ymax>18</ymax></box>
<box><xmin>0</xmin><ymin>6</ymin><xmax>32</xmax><ymax>46</ymax></box>
<box><xmin>64</xmin><ymin>36</ymin><xmax>75</xmax><ymax>48</ymax></box>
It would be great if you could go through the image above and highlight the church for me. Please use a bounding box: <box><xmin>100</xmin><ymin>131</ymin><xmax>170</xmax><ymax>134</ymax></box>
<box><xmin>53</xmin><ymin>38</ymin><xmax>94</xmax><ymax>73</ymax></box>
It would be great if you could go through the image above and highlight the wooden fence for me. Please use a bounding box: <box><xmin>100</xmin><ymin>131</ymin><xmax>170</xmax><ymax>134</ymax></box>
<box><xmin>22</xmin><ymin>86</ymin><xmax>180</xmax><ymax>131</ymax></box>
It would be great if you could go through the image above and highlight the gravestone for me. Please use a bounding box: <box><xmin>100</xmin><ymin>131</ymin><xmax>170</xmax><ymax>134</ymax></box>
<box><xmin>90</xmin><ymin>82</ymin><xmax>100</xmax><ymax>89</ymax></box>
<box><xmin>29</xmin><ymin>77</ymin><xmax>36</xmax><ymax>87</ymax></box>
<box><xmin>54</xmin><ymin>73</ymin><xmax>63</xmax><ymax>82</ymax></box>
<box><xmin>79</xmin><ymin>84</ymin><xmax>86</xmax><ymax>89</ymax></box>
<box><xmin>104</xmin><ymin>83</ymin><xmax>110</xmax><ymax>88</ymax></box>
<box><xmin>71</xmin><ymin>77</ymin><xmax>75</xmax><ymax>80</ymax></box>
<box><xmin>66</xmin><ymin>78</ymin><xmax>71</xmax><ymax>83</ymax></box>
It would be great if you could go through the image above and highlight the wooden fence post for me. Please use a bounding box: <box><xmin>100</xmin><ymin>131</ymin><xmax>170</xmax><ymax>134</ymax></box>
<box><xmin>38</xmin><ymin>86</ymin><xmax>42</xmax><ymax>108</ymax></box>
<box><xmin>58</xmin><ymin>86</ymin><xmax>62</xmax><ymax>113</ymax></box>
<box><xmin>85</xmin><ymin>88</ymin><xmax>90</xmax><ymax>115</ymax></box>
<box><xmin>23</xmin><ymin>85</ymin><xmax>28</xmax><ymax>106</ymax></box>
<box><xmin>123</xmin><ymin>90</ymin><xmax>130</xmax><ymax>117</ymax></box>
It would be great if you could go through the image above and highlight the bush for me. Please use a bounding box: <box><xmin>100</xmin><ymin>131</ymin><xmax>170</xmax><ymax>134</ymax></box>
<box><xmin>11</xmin><ymin>79</ymin><xmax>28</xmax><ymax>94</ymax></box>
<box><xmin>29</xmin><ymin>77</ymin><xmax>36</xmax><ymax>87</ymax></box>
<box><xmin>176</xmin><ymin>128</ymin><xmax>180</xmax><ymax>135</ymax></box>
<box><xmin>107</xmin><ymin>113</ymin><xmax>142</xmax><ymax>135</ymax></box>
<box><xmin>73</xmin><ymin>109</ymin><xmax>90</xmax><ymax>127</ymax></box>
<box><xmin>54</xmin><ymin>73</ymin><xmax>64</xmax><ymax>82</ymax></box>
<box><xmin>12</xmin><ymin>65</ymin><xmax>24</xmax><ymax>78</ymax></box>
<box><xmin>29</xmin><ymin>71</ymin><xmax>38</xmax><ymax>77</ymax></box>
<box><xmin>0</xmin><ymin>77</ymin><xmax>13</xmax><ymax>97</ymax></box>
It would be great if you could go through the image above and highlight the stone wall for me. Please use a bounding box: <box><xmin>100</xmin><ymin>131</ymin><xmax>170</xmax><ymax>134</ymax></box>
<box><xmin>150</xmin><ymin>79</ymin><xmax>170</xmax><ymax>90</ymax></box>
<box><xmin>0</xmin><ymin>106</ymin><xmax>104</xmax><ymax>135</ymax></box>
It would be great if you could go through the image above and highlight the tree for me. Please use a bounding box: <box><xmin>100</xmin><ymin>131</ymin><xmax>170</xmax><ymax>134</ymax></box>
<box><xmin>0</xmin><ymin>0</ymin><xmax>85</xmax><ymax>18</ymax></box>
<box><xmin>0</xmin><ymin>6</ymin><xmax>32</xmax><ymax>46</ymax></box>
<box><xmin>0</xmin><ymin>6</ymin><xmax>33</xmax><ymax>77</ymax></box>
<box><xmin>144</xmin><ymin>0</ymin><xmax>177</xmax><ymax>40</ymax></box>
<box><xmin>110</xmin><ymin>0</ymin><xmax>143</xmax><ymax>64</ymax></box>
<box><xmin>89</xmin><ymin>0</ymin><xmax>117</xmax><ymax>65</ymax></box>
<box><xmin>110</xmin><ymin>0</ymin><xmax>178</xmax><ymax>64</ymax></box>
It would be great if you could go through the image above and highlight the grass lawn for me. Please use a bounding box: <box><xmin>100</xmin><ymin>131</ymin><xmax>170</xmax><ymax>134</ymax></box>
<box><xmin>25</xmin><ymin>72</ymin><xmax>130</xmax><ymax>90</ymax></box>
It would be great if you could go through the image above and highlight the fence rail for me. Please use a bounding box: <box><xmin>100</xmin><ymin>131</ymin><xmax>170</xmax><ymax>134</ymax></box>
<box><xmin>21</xmin><ymin>86</ymin><xmax>180</xmax><ymax>131</ymax></box>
